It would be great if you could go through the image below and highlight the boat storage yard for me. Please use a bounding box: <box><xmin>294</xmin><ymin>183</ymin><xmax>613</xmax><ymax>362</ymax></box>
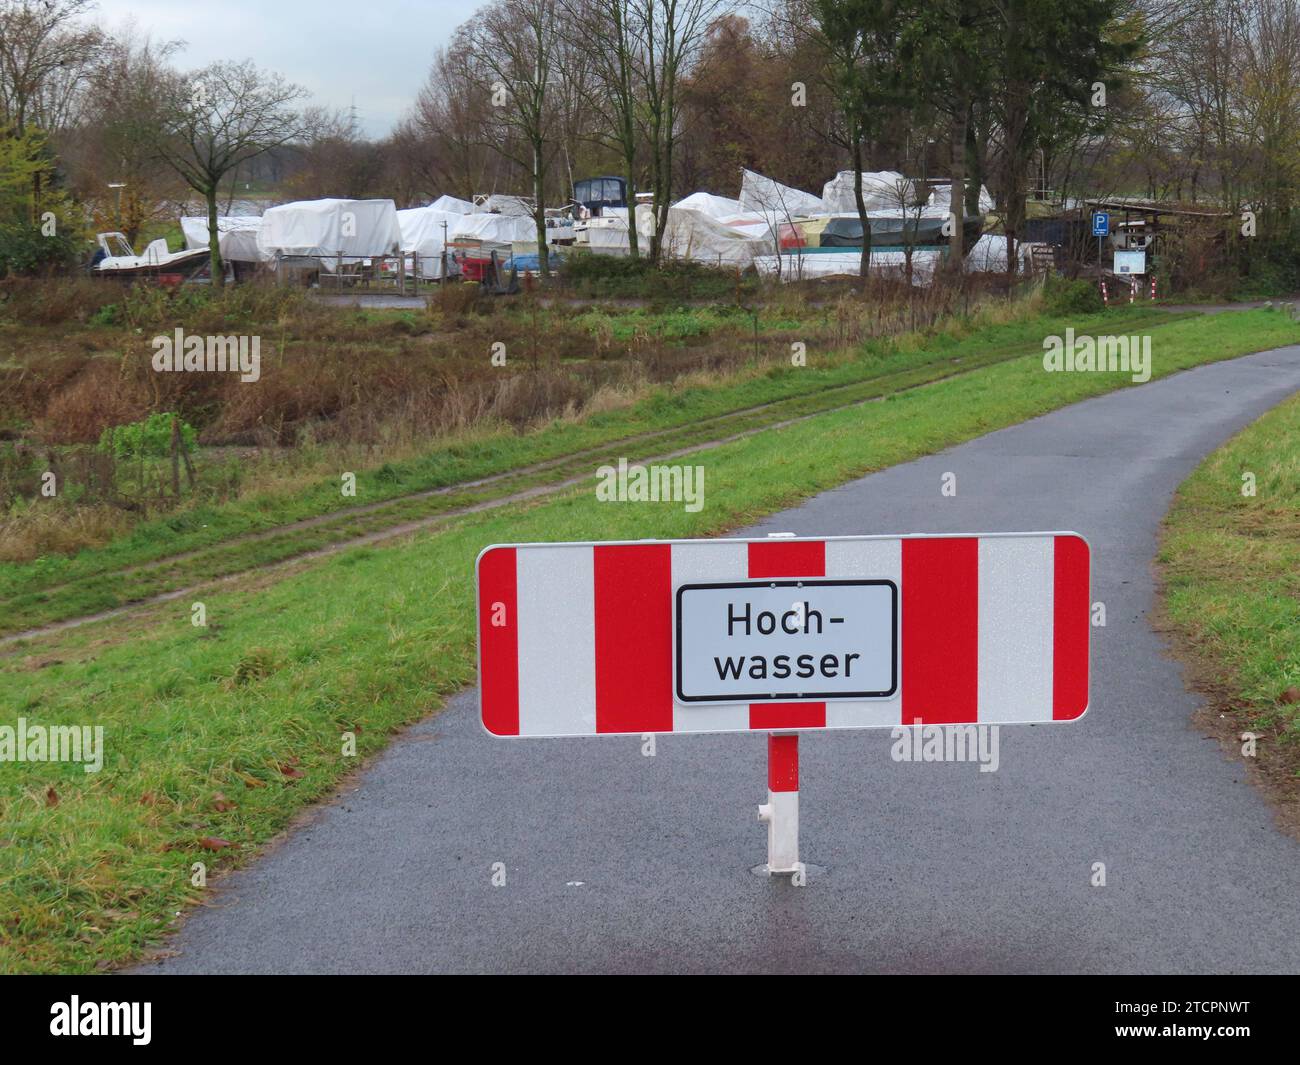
<box><xmin>174</xmin><ymin>168</ymin><xmax>1037</xmax><ymax>288</ymax></box>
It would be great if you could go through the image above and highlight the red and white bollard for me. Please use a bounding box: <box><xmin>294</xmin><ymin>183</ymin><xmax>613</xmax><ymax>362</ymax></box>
<box><xmin>1150</xmin><ymin>276</ymin><xmax>1157</xmax><ymax>301</ymax></box>
<box><xmin>1129</xmin><ymin>278</ymin><xmax>1137</xmax><ymax>303</ymax></box>
<box><xmin>1100</xmin><ymin>280</ymin><xmax>1109</xmax><ymax>307</ymax></box>
<box><xmin>757</xmin><ymin>733</ymin><xmax>805</xmax><ymax>882</ymax></box>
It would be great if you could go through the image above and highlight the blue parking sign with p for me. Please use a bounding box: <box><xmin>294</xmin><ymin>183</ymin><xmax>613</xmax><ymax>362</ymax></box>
<box><xmin>1092</xmin><ymin>212</ymin><xmax>1110</xmax><ymax>237</ymax></box>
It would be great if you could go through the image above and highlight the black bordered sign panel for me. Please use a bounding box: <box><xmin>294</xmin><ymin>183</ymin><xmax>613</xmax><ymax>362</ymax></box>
<box><xmin>675</xmin><ymin>579</ymin><xmax>898</xmax><ymax>704</ymax></box>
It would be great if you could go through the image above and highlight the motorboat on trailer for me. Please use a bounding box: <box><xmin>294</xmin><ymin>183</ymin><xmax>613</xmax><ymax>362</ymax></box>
<box><xmin>89</xmin><ymin>232</ymin><xmax>212</xmax><ymax>284</ymax></box>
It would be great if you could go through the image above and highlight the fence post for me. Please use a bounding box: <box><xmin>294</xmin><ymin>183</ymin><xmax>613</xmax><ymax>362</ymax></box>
<box><xmin>170</xmin><ymin>414</ymin><xmax>181</xmax><ymax>500</ymax></box>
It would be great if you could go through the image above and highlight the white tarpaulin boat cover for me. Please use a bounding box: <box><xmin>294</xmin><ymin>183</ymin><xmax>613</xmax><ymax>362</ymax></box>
<box><xmin>670</xmin><ymin>192</ymin><xmax>772</xmax><ymax>239</ymax></box>
<box><xmin>658</xmin><ymin>195</ymin><xmax>775</xmax><ymax>266</ymax></box>
<box><xmin>670</xmin><ymin>192</ymin><xmax>761</xmax><ymax>225</ymax></box>
<box><xmin>928</xmin><ymin>183</ymin><xmax>995</xmax><ymax>213</ymax></box>
<box><xmin>754</xmin><ymin>248</ymin><xmax>941</xmax><ymax>284</ymax></box>
<box><xmin>256</xmin><ymin>198</ymin><xmax>403</xmax><ymax>270</ymax></box>
<box><xmin>396</xmin><ymin>207</ymin><xmax>468</xmax><ymax>278</ymax></box>
<box><xmin>821</xmin><ymin>171</ymin><xmax>918</xmax><ymax>213</ymax></box>
<box><xmin>865</xmin><ymin>204</ymin><xmax>952</xmax><ymax>221</ymax></box>
<box><xmin>181</xmin><ymin>216</ymin><xmax>265</xmax><ymax>262</ymax></box>
<box><xmin>479</xmin><ymin>194</ymin><xmax>533</xmax><ymax>216</ymax></box>
<box><xmin>964</xmin><ymin>233</ymin><xmax>1042</xmax><ymax>272</ymax></box>
<box><xmin>428</xmin><ymin>194</ymin><xmax>475</xmax><ymax>214</ymax></box>
<box><xmin>450</xmin><ymin>212</ymin><xmax>539</xmax><ymax>245</ymax></box>
<box><xmin>739</xmin><ymin>170</ymin><xmax>826</xmax><ymax>220</ymax></box>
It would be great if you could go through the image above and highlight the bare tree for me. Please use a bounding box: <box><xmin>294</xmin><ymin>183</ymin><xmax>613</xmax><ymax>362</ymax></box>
<box><xmin>632</xmin><ymin>0</ymin><xmax>725</xmax><ymax>263</ymax></box>
<box><xmin>1237</xmin><ymin>0</ymin><xmax>1300</xmax><ymax>220</ymax></box>
<box><xmin>1148</xmin><ymin>0</ymin><xmax>1250</xmax><ymax>207</ymax></box>
<box><xmin>0</xmin><ymin>0</ymin><xmax>103</xmax><ymax>136</ymax></box>
<box><xmin>408</xmin><ymin>41</ymin><xmax>505</xmax><ymax>199</ymax></box>
<box><xmin>61</xmin><ymin>30</ymin><xmax>185</xmax><ymax>242</ymax></box>
<box><xmin>144</xmin><ymin>59</ymin><xmax>307</xmax><ymax>282</ymax></box>
<box><xmin>464</xmin><ymin>0</ymin><xmax>564</xmax><ymax>276</ymax></box>
<box><xmin>884</xmin><ymin>116</ymin><xmax>942</xmax><ymax>286</ymax></box>
<box><xmin>0</xmin><ymin>0</ymin><xmax>103</xmax><ymax>214</ymax></box>
<box><xmin>283</xmin><ymin>105</ymin><xmax>386</xmax><ymax>201</ymax></box>
<box><xmin>790</xmin><ymin>0</ymin><xmax>907</xmax><ymax>279</ymax></box>
<box><xmin>563</xmin><ymin>0</ymin><xmax>645</xmax><ymax>256</ymax></box>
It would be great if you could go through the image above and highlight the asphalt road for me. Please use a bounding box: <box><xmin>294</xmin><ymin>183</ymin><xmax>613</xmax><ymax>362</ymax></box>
<box><xmin>136</xmin><ymin>344</ymin><xmax>1300</xmax><ymax>974</ymax></box>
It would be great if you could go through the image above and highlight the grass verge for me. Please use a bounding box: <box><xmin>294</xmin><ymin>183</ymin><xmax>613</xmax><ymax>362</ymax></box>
<box><xmin>1158</xmin><ymin>389</ymin><xmax>1300</xmax><ymax>832</ymax></box>
<box><xmin>1</xmin><ymin>307</ymin><xmax>1297</xmax><ymax>973</ymax></box>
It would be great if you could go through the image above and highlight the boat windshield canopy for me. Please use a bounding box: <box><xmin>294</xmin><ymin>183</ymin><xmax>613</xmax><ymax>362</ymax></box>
<box><xmin>574</xmin><ymin>176</ymin><xmax>627</xmax><ymax>217</ymax></box>
<box><xmin>100</xmin><ymin>232</ymin><xmax>135</xmax><ymax>258</ymax></box>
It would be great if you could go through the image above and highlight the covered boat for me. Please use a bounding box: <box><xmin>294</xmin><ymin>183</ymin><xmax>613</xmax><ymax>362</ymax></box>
<box><xmin>396</xmin><ymin>205</ymin><xmax>468</xmax><ymax>278</ymax></box>
<box><xmin>256</xmin><ymin>198</ymin><xmax>403</xmax><ymax>271</ymax></box>
<box><xmin>180</xmin><ymin>215</ymin><xmax>265</xmax><ymax>263</ymax></box>
<box><xmin>818</xmin><ymin>212</ymin><xmax>983</xmax><ymax>248</ymax></box>
<box><xmin>652</xmin><ymin>193</ymin><xmax>775</xmax><ymax>266</ymax></box>
<box><xmin>821</xmin><ymin>171</ymin><xmax>920</xmax><ymax>213</ymax></box>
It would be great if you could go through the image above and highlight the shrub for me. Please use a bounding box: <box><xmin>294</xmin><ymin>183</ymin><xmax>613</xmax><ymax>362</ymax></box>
<box><xmin>560</xmin><ymin>251</ymin><xmax>757</xmax><ymax>300</ymax></box>
<box><xmin>97</xmin><ymin>412</ymin><xmax>197</xmax><ymax>460</ymax></box>
<box><xmin>1042</xmin><ymin>274</ymin><xmax>1102</xmax><ymax>315</ymax></box>
<box><xmin>0</xmin><ymin>222</ymin><xmax>81</xmax><ymax>278</ymax></box>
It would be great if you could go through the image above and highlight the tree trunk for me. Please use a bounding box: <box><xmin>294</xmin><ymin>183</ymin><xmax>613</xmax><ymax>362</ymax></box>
<box><xmin>660</xmin><ymin>132</ymin><xmax>675</xmax><ymax>263</ymax></box>
<box><xmin>1003</xmin><ymin>148</ymin><xmax>1028</xmax><ymax>285</ymax></box>
<box><xmin>533</xmin><ymin>138</ymin><xmax>550</xmax><ymax>277</ymax></box>
<box><xmin>207</xmin><ymin>187</ymin><xmax>223</xmax><ymax>287</ymax></box>
<box><xmin>853</xmin><ymin>140</ymin><xmax>872</xmax><ymax>281</ymax></box>
<box><xmin>648</xmin><ymin>118</ymin><xmax>664</xmax><ymax>265</ymax></box>
<box><xmin>624</xmin><ymin>147</ymin><xmax>639</xmax><ymax>260</ymax></box>
<box><xmin>964</xmin><ymin>107</ymin><xmax>983</xmax><ymax>218</ymax></box>
<box><xmin>948</xmin><ymin>94</ymin><xmax>969</xmax><ymax>270</ymax></box>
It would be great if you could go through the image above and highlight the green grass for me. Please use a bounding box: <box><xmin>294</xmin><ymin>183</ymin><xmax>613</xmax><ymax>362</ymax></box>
<box><xmin>573</xmin><ymin>304</ymin><xmax>805</xmax><ymax>340</ymax></box>
<box><xmin>1159</xmin><ymin>389</ymin><xmax>1300</xmax><ymax>771</ymax></box>
<box><xmin>0</xmin><ymin>305</ymin><xmax>1183</xmax><ymax>634</ymax></box>
<box><xmin>1</xmin><ymin>306</ymin><xmax>1297</xmax><ymax>973</ymax></box>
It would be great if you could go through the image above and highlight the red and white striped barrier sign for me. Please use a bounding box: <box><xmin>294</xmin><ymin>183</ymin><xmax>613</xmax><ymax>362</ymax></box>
<box><xmin>476</xmin><ymin>533</ymin><xmax>1090</xmax><ymax>737</ymax></box>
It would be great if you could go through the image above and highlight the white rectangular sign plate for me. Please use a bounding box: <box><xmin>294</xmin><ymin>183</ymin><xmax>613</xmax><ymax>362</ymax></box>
<box><xmin>675</xmin><ymin>579</ymin><xmax>897</xmax><ymax>703</ymax></box>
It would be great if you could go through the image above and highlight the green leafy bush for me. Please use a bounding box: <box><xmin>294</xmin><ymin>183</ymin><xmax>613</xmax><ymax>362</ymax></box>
<box><xmin>97</xmin><ymin>413</ymin><xmax>197</xmax><ymax>460</ymax></box>
<box><xmin>0</xmin><ymin>129</ymin><xmax>86</xmax><ymax>278</ymax></box>
<box><xmin>0</xmin><ymin>222</ymin><xmax>80</xmax><ymax>278</ymax></box>
<box><xmin>560</xmin><ymin>251</ymin><xmax>757</xmax><ymax>300</ymax></box>
<box><xmin>1043</xmin><ymin>274</ymin><xmax>1103</xmax><ymax>315</ymax></box>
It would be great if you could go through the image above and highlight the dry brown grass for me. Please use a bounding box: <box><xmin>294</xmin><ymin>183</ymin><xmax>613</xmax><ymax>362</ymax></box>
<box><xmin>0</xmin><ymin>278</ymin><xmax>120</xmax><ymax>326</ymax></box>
<box><xmin>0</xmin><ymin>500</ymin><xmax>130</xmax><ymax>563</ymax></box>
<box><xmin>0</xmin><ymin>272</ymin><xmax>1037</xmax><ymax>561</ymax></box>
<box><xmin>3</xmin><ymin>273</ymin><xmax>1020</xmax><ymax>449</ymax></box>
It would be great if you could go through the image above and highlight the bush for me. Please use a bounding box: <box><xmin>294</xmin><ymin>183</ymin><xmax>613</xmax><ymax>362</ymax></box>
<box><xmin>97</xmin><ymin>412</ymin><xmax>197</xmax><ymax>460</ymax></box>
<box><xmin>1233</xmin><ymin>230</ymin><xmax>1300</xmax><ymax>299</ymax></box>
<box><xmin>0</xmin><ymin>128</ymin><xmax>87</xmax><ymax>278</ymax></box>
<box><xmin>1043</xmin><ymin>274</ymin><xmax>1102</xmax><ymax>315</ymax></box>
<box><xmin>560</xmin><ymin>251</ymin><xmax>758</xmax><ymax>300</ymax></box>
<box><xmin>0</xmin><ymin>222</ymin><xmax>81</xmax><ymax>278</ymax></box>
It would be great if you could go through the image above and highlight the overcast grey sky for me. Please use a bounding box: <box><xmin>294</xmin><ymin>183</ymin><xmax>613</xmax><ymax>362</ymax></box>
<box><xmin>95</xmin><ymin>0</ymin><xmax>484</xmax><ymax>137</ymax></box>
